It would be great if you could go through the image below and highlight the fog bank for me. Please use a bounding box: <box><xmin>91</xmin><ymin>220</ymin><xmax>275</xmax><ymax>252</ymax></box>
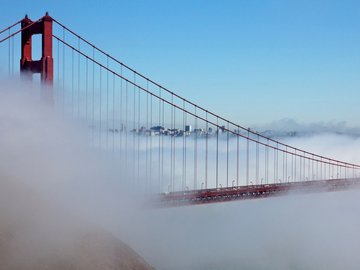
<box><xmin>0</xmin><ymin>80</ymin><xmax>153</xmax><ymax>270</ymax></box>
<box><xmin>1</xmin><ymin>80</ymin><xmax>360</xmax><ymax>270</ymax></box>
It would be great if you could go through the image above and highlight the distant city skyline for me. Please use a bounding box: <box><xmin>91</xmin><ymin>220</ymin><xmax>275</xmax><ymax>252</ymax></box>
<box><xmin>1</xmin><ymin>1</ymin><xmax>359</xmax><ymax>127</ymax></box>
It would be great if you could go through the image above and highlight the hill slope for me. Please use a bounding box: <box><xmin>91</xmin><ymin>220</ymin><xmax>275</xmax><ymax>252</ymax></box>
<box><xmin>0</xmin><ymin>177</ymin><xmax>155</xmax><ymax>270</ymax></box>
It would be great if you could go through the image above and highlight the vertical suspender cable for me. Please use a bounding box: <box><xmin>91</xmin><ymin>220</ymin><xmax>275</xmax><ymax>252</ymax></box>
<box><xmin>8</xmin><ymin>28</ymin><xmax>11</xmax><ymax>77</ymax></box>
<box><xmin>149</xmin><ymin>87</ymin><xmax>153</xmax><ymax>189</ymax></box>
<box><xmin>132</xmin><ymin>74</ymin><xmax>136</xmax><ymax>183</ymax></box>
<box><xmin>173</xmin><ymin>96</ymin><xmax>176</xmax><ymax>191</ymax></box>
<box><xmin>77</xmin><ymin>38</ymin><xmax>80</xmax><ymax>118</ymax></box>
<box><xmin>256</xmin><ymin>135</ymin><xmax>259</xmax><ymax>184</ymax></box>
<box><xmin>340</xmin><ymin>162</ymin><xmax>342</xmax><ymax>178</ymax></box>
<box><xmin>119</xmin><ymin>65</ymin><xmax>123</xmax><ymax>157</ymax></box>
<box><xmin>320</xmin><ymin>157</ymin><xmax>322</xmax><ymax>179</ymax></box>
<box><xmin>294</xmin><ymin>150</ymin><xmax>297</xmax><ymax>181</ymax></box>
<box><xmin>276</xmin><ymin>143</ymin><xmax>279</xmax><ymax>182</ymax></box>
<box><xmin>161</xmin><ymin>96</ymin><xmax>165</xmax><ymax>191</ymax></box>
<box><xmin>285</xmin><ymin>147</ymin><xmax>288</xmax><ymax>182</ymax></box>
<box><xmin>246</xmin><ymin>129</ymin><xmax>250</xmax><ymax>185</ymax></box>
<box><xmin>226</xmin><ymin>121</ymin><xmax>229</xmax><ymax>187</ymax></box>
<box><xmin>8</xmin><ymin>29</ymin><xmax>10</xmax><ymax>75</ymax></box>
<box><xmin>264</xmin><ymin>141</ymin><xmax>266</xmax><ymax>183</ymax></box>
<box><xmin>106</xmin><ymin>56</ymin><xmax>109</xmax><ymax>149</ymax></box>
<box><xmin>308</xmin><ymin>153</ymin><xmax>310</xmax><ymax>180</ymax></box>
<box><xmin>312</xmin><ymin>155</ymin><xmax>314</xmax><ymax>180</ymax></box>
<box><xmin>92</xmin><ymin>47</ymin><xmax>95</xmax><ymax>145</ymax></box>
<box><xmin>336</xmin><ymin>161</ymin><xmax>338</xmax><ymax>179</ymax></box>
<box><xmin>316</xmin><ymin>159</ymin><xmax>319</xmax><ymax>180</ymax></box>
<box><xmin>125</xmin><ymin>81</ymin><xmax>128</xmax><ymax>175</ymax></box>
<box><xmin>184</xmin><ymin>101</ymin><xmax>187</xmax><ymax>190</ymax></box>
<box><xmin>206</xmin><ymin>112</ymin><xmax>209</xmax><ymax>189</ymax></box>
<box><xmin>112</xmin><ymin>72</ymin><xmax>115</xmax><ymax>151</ymax></box>
<box><xmin>63</xmin><ymin>28</ymin><xmax>66</xmax><ymax>114</ymax></box>
<box><xmin>99</xmin><ymin>66</ymin><xmax>102</xmax><ymax>148</ymax></box>
<box><xmin>236</xmin><ymin>126</ymin><xmax>239</xmax><ymax>186</ymax></box>
<box><xmin>299</xmin><ymin>150</ymin><xmax>302</xmax><ymax>181</ymax></box>
<box><xmin>170</xmin><ymin>94</ymin><xmax>174</xmax><ymax>191</ymax></box>
<box><xmin>291</xmin><ymin>149</ymin><xmax>294</xmax><ymax>182</ymax></box>
<box><xmin>273</xmin><ymin>143</ymin><xmax>276</xmax><ymax>183</ymax></box>
<box><xmin>85</xmin><ymin>57</ymin><xmax>88</xmax><ymax>122</ymax></box>
<box><xmin>304</xmin><ymin>152</ymin><xmax>307</xmax><ymax>181</ymax></box>
<box><xmin>57</xmin><ymin>38</ymin><xmax>60</xmax><ymax>106</ymax></box>
<box><xmin>158</xmin><ymin>87</ymin><xmax>161</xmax><ymax>192</ymax></box>
<box><xmin>146</xmin><ymin>81</ymin><xmax>149</xmax><ymax>188</ymax></box>
<box><xmin>11</xmin><ymin>32</ymin><xmax>14</xmax><ymax>75</ymax></box>
<box><xmin>137</xmin><ymin>84</ymin><xmax>141</xmax><ymax>182</ymax></box>
<box><xmin>150</xmin><ymin>91</ymin><xmax>153</xmax><ymax>189</ymax></box>
<box><xmin>183</xmin><ymin>101</ymin><xmax>186</xmax><ymax>190</ymax></box>
<box><xmin>71</xmin><ymin>48</ymin><xmax>74</xmax><ymax>116</ymax></box>
<box><xmin>283</xmin><ymin>146</ymin><xmax>285</xmax><ymax>182</ymax></box>
<box><xmin>216</xmin><ymin>117</ymin><xmax>219</xmax><ymax>188</ymax></box>
<box><xmin>194</xmin><ymin>106</ymin><xmax>198</xmax><ymax>189</ymax></box>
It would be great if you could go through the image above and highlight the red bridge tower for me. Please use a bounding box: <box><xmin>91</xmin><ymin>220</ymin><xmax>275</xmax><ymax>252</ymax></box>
<box><xmin>20</xmin><ymin>12</ymin><xmax>53</xmax><ymax>85</ymax></box>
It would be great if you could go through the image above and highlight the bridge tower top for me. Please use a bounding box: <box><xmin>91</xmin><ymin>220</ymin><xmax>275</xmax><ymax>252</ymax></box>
<box><xmin>20</xmin><ymin>12</ymin><xmax>53</xmax><ymax>85</ymax></box>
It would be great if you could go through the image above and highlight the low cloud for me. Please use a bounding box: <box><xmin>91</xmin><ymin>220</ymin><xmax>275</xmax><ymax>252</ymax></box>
<box><xmin>1</xmin><ymin>79</ymin><xmax>360</xmax><ymax>270</ymax></box>
<box><xmin>254</xmin><ymin>118</ymin><xmax>360</xmax><ymax>138</ymax></box>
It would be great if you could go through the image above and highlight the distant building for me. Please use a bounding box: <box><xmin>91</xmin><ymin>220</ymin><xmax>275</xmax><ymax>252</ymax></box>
<box><xmin>150</xmin><ymin>126</ymin><xmax>165</xmax><ymax>132</ymax></box>
<box><xmin>194</xmin><ymin>128</ymin><xmax>204</xmax><ymax>136</ymax></box>
<box><xmin>185</xmin><ymin>125</ymin><xmax>192</xmax><ymax>133</ymax></box>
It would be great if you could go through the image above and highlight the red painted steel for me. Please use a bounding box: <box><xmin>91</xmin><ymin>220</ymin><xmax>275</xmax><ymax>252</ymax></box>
<box><xmin>156</xmin><ymin>178</ymin><xmax>360</xmax><ymax>207</ymax></box>
<box><xmin>20</xmin><ymin>13</ymin><xmax>53</xmax><ymax>85</ymax></box>
<box><xmin>0</xmin><ymin>17</ymin><xmax>42</xmax><ymax>44</ymax></box>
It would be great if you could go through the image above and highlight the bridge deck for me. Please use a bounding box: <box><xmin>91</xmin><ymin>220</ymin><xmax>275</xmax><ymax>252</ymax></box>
<box><xmin>156</xmin><ymin>178</ymin><xmax>360</xmax><ymax>207</ymax></box>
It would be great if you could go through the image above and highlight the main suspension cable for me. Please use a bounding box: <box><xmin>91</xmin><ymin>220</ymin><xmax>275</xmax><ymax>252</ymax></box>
<box><xmin>52</xmin><ymin>18</ymin><xmax>360</xmax><ymax>170</ymax></box>
<box><xmin>0</xmin><ymin>17</ymin><xmax>43</xmax><ymax>44</ymax></box>
<box><xmin>52</xmin><ymin>34</ymin><xmax>359</xmax><ymax>170</ymax></box>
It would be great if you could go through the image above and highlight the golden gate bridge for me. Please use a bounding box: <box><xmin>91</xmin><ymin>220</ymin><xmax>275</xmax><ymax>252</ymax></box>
<box><xmin>1</xmin><ymin>13</ymin><xmax>360</xmax><ymax>206</ymax></box>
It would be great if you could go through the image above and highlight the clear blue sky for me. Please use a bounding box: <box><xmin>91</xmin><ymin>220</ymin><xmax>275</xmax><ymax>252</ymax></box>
<box><xmin>2</xmin><ymin>0</ymin><xmax>360</xmax><ymax>127</ymax></box>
